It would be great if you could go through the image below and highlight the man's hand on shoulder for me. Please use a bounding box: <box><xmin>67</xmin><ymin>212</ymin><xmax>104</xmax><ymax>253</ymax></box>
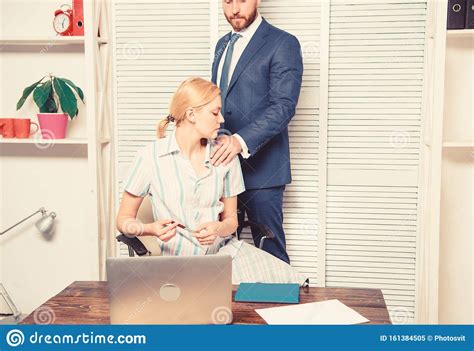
<box><xmin>210</xmin><ymin>135</ymin><xmax>242</xmax><ymax>166</ymax></box>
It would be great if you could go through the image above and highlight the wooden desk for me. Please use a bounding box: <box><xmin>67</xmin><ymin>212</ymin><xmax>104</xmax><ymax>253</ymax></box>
<box><xmin>22</xmin><ymin>281</ymin><xmax>391</xmax><ymax>325</ymax></box>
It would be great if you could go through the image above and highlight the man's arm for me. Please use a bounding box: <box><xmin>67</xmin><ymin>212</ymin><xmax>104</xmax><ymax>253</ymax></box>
<box><xmin>237</xmin><ymin>34</ymin><xmax>303</xmax><ymax>156</ymax></box>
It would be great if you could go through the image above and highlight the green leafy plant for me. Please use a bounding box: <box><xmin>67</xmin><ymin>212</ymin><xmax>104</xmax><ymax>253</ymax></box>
<box><xmin>16</xmin><ymin>74</ymin><xmax>85</xmax><ymax>119</ymax></box>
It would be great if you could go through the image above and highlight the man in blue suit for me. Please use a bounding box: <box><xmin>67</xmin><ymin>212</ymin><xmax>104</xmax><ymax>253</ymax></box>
<box><xmin>210</xmin><ymin>0</ymin><xmax>303</xmax><ymax>263</ymax></box>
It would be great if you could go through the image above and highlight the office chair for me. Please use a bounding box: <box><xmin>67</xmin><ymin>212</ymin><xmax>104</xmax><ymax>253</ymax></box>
<box><xmin>116</xmin><ymin>196</ymin><xmax>275</xmax><ymax>257</ymax></box>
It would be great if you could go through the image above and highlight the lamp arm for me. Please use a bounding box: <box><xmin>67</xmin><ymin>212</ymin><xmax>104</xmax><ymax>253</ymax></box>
<box><xmin>0</xmin><ymin>207</ymin><xmax>46</xmax><ymax>236</ymax></box>
<box><xmin>0</xmin><ymin>283</ymin><xmax>21</xmax><ymax>320</ymax></box>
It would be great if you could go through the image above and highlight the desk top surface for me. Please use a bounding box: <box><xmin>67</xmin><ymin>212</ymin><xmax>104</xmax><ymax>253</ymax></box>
<box><xmin>22</xmin><ymin>281</ymin><xmax>392</xmax><ymax>325</ymax></box>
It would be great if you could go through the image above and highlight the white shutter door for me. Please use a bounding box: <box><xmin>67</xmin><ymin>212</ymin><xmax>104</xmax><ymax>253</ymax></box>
<box><xmin>113</xmin><ymin>0</ymin><xmax>211</xmax><ymax>257</ymax></box>
<box><xmin>326</xmin><ymin>0</ymin><xmax>428</xmax><ymax>323</ymax></box>
<box><xmin>218</xmin><ymin>1</ymin><xmax>321</xmax><ymax>284</ymax></box>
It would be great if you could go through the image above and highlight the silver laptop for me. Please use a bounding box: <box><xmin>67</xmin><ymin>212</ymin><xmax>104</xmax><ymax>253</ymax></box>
<box><xmin>106</xmin><ymin>255</ymin><xmax>232</xmax><ymax>324</ymax></box>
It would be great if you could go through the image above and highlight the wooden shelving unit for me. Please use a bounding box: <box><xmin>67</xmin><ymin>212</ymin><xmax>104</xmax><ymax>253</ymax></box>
<box><xmin>437</xmin><ymin>12</ymin><xmax>474</xmax><ymax>324</ymax></box>
<box><xmin>442</xmin><ymin>142</ymin><xmax>474</xmax><ymax>148</ymax></box>
<box><xmin>446</xmin><ymin>29</ymin><xmax>474</xmax><ymax>38</ymax></box>
<box><xmin>0</xmin><ymin>0</ymin><xmax>115</xmax><ymax>281</ymax></box>
<box><xmin>0</xmin><ymin>36</ymin><xmax>108</xmax><ymax>45</ymax></box>
<box><xmin>0</xmin><ymin>37</ymin><xmax>85</xmax><ymax>45</ymax></box>
<box><xmin>0</xmin><ymin>138</ymin><xmax>110</xmax><ymax>145</ymax></box>
<box><xmin>0</xmin><ymin>138</ymin><xmax>88</xmax><ymax>145</ymax></box>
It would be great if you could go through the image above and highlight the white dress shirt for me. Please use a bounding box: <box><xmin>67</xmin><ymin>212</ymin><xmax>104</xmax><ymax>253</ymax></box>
<box><xmin>217</xmin><ymin>12</ymin><xmax>263</xmax><ymax>159</ymax></box>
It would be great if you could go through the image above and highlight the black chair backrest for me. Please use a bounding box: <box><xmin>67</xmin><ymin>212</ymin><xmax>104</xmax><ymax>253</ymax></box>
<box><xmin>116</xmin><ymin>234</ymin><xmax>150</xmax><ymax>256</ymax></box>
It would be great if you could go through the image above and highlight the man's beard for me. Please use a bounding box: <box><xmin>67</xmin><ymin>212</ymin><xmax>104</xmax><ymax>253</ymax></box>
<box><xmin>225</xmin><ymin>8</ymin><xmax>258</xmax><ymax>32</ymax></box>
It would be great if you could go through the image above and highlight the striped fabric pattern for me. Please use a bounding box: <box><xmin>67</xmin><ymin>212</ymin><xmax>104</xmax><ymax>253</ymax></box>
<box><xmin>216</xmin><ymin>238</ymin><xmax>308</xmax><ymax>285</ymax></box>
<box><xmin>124</xmin><ymin>127</ymin><xmax>245</xmax><ymax>255</ymax></box>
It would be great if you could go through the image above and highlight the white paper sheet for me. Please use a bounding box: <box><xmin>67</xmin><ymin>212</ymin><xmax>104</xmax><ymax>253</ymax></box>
<box><xmin>255</xmin><ymin>299</ymin><xmax>370</xmax><ymax>325</ymax></box>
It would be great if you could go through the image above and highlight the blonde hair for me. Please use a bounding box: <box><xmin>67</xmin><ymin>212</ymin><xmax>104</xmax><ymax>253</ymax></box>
<box><xmin>157</xmin><ymin>77</ymin><xmax>221</xmax><ymax>138</ymax></box>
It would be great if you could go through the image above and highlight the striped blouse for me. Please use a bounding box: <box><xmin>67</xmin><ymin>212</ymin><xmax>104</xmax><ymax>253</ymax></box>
<box><xmin>123</xmin><ymin>127</ymin><xmax>246</xmax><ymax>256</ymax></box>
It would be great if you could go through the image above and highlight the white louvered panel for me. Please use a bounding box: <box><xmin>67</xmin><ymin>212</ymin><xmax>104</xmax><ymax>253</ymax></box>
<box><xmin>115</xmin><ymin>0</ymin><xmax>210</xmax><ymax>166</ymax></box>
<box><xmin>326</xmin><ymin>0</ymin><xmax>427</xmax><ymax>323</ymax></box>
<box><xmin>217</xmin><ymin>1</ymin><xmax>321</xmax><ymax>283</ymax></box>
<box><xmin>114</xmin><ymin>0</ymin><xmax>211</xmax><ymax>257</ymax></box>
<box><xmin>326</xmin><ymin>185</ymin><xmax>418</xmax><ymax>317</ymax></box>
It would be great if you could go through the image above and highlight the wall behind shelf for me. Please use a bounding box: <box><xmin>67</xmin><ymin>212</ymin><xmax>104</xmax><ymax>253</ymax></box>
<box><xmin>443</xmin><ymin>36</ymin><xmax>474</xmax><ymax>142</ymax></box>
<box><xmin>1</xmin><ymin>0</ymin><xmax>65</xmax><ymax>37</ymax></box>
<box><xmin>0</xmin><ymin>0</ymin><xmax>99</xmax><ymax>314</ymax></box>
<box><xmin>439</xmin><ymin>149</ymin><xmax>473</xmax><ymax>324</ymax></box>
<box><xmin>438</xmin><ymin>35</ymin><xmax>473</xmax><ymax>324</ymax></box>
<box><xmin>0</xmin><ymin>146</ymin><xmax>100</xmax><ymax>313</ymax></box>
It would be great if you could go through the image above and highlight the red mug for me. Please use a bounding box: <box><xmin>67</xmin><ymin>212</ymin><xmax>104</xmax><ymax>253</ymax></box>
<box><xmin>14</xmin><ymin>118</ymin><xmax>39</xmax><ymax>138</ymax></box>
<box><xmin>0</xmin><ymin>118</ymin><xmax>15</xmax><ymax>138</ymax></box>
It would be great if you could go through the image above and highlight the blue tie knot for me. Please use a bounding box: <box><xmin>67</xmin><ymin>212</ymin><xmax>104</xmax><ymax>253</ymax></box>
<box><xmin>230</xmin><ymin>33</ymin><xmax>242</xmax><ymax>44</ymax></box>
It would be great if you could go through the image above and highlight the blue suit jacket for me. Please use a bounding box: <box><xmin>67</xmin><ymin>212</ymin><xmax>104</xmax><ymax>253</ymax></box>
<box><xmin>212</xmin><ymin>18</ymin><xmax>303</xmax><ymax>190</ymax></box>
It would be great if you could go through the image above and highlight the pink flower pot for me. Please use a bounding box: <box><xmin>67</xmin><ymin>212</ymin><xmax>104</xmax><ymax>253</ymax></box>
<box><xmin>37</xmin><ymin>113</ymin><xmax>69</xmax><ymax>139</ymax></box>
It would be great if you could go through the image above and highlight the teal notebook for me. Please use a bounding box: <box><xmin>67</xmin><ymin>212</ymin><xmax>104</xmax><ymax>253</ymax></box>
<box><xmin>235</xmin><ymin>283</ymin><xmax>300</xmax><ymax>304</ymax></box>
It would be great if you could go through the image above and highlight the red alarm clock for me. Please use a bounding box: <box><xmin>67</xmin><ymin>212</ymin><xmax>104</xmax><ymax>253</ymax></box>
<box><xmin>53</xmin><ymin>5</ymin><xmax>74</xmax><ymax>36</ymax></box>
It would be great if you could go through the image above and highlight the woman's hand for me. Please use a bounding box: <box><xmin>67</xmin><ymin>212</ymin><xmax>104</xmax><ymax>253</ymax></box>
<box><xmin>145</xmin><ymin>219</ymin><xmax>178</xmax><ymax>242</ymax></box>
<box><xmin>193</xmin><ymin>221</ymin><xmax>224</xmax><ymax>245</ymax></box>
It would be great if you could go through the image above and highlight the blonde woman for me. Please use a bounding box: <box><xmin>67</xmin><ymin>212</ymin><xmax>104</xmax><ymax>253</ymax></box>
<box><xmin>116</xmin><ymin>77</ymin><xmax>305</xmax><ymax>284</ymax></box>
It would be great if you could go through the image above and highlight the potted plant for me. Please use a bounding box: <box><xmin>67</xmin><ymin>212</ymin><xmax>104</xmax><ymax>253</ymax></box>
<box><xmin>16</xmin><ymin>74</ymin><xmax>85</xmax><ymax>139</ymax></box>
